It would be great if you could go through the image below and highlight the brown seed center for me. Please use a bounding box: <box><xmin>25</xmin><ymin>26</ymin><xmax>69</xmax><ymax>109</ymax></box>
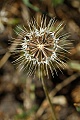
<box><xmin>25</xmin><ymin>33</ymin><xmax>54</xmax><ymax>62</ymax></box>
<box><xmin>37</xmin><ymin>44</ymin><xmax>44</xmax><ymax>50</ymax></box>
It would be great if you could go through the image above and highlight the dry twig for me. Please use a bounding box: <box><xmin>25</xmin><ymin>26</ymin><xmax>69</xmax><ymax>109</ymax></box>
<box><xmin>36</xmin><ymin>72</ymin><xmax>80</xmax><ymax>118</ymax></box>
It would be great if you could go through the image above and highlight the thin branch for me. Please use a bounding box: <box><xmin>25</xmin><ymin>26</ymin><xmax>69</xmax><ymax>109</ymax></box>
<box><xmin>0</xmin><ymin>38</ymin><xmax>19</xmax><ymax>68</ymax></box>
<box><xmin>36</xmin><ymin>72</ymin><xmax>80</xmax><ymax>118</ymax></box>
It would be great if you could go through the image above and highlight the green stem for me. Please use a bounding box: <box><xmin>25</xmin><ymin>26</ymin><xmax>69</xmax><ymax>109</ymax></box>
<box><xmin>41</xmin><ymin>77</ymin><xmax>57</xmax><ymax>120</ymax></box>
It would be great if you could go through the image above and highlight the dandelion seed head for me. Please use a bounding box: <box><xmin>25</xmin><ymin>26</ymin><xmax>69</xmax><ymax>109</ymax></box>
<box><xmin>22</xmin><ymin>29</ymin><xmax>56</xmax><ymax>64</ymax></box>
<box><xmin>12</xmin><ymin>17</ymin><xmax>72</xmax><ymax>79</ymax></box>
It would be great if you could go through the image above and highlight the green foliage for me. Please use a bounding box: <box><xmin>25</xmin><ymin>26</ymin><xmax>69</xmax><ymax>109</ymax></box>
<box><xmin>22</xmin><ymin>0</ymin><xmax>39</xmax><ymax>11</ymax></box>
<box><xmin>52</xmin><ymin>0</ymin><xmax>64</xmax><ymax>6</ymax></box>
<box><xmin>8</xmin><ymin>18</ymin><xmax>20</xmax><ymax>25</ymax></box>
<box><xmin>75</xmin><ymin>106</ymin><xmax>80</xmax><ymax>112</ymax></box>
<box><xmin>14</xmin><ymin>105</ymin><xmax>38</xmax><ymax>120</ymax></box>
<box><xmin>68</xmin><ymin>61</ymin><xmax>80</xmax><ymax>71</ymax></box>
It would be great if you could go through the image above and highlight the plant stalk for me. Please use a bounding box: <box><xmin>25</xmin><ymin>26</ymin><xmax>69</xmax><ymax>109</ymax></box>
<box><xmin>41</xmin><ymin>77</ymin><xmax>57</xmax><ymax>120</ymax></box>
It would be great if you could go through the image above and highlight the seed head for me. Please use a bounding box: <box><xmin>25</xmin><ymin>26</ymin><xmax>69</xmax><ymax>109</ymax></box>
<box><xmin>12</xmin><ymin>17</ymin><xmax>71</xmax><ymax>79</ymax></box>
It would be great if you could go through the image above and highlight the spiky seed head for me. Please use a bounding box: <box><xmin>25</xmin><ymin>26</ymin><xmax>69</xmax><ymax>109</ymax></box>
<box><xmin>12</xmin><ymin>17</ymin><xmax>71</xmax><ymax>79</ymax></box>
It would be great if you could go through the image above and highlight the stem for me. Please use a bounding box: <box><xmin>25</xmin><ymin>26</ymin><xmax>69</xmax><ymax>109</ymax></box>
<box><xmin>41</xmin><ymin>77</ymin><xmax>57</xmax><ymax>120</ymax></box>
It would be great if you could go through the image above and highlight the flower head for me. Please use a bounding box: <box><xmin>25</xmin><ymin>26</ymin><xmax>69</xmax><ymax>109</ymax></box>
<box><xmin>12</xmin><ymin>17</ymin><xmax>71</xmax><ymax>79</ymax></box>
